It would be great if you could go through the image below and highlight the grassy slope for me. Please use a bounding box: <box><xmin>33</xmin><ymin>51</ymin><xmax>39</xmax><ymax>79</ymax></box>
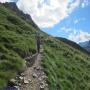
<box><xmin>56</xmin><ymin>37</ymin><xmax>90</xmax><ymax>55</ymax></box>
<box><xmin>0</xmin><ymin>3</ymin><xmax>90</xmax><ymax>90</ymax></box>
<box><xmin>42</xmin><ymin>37</ymin><xmax>90</xmax><ymax>90</ymax></box>
<box><xmin>0</xmin><ymin>4</ymin><xmax>37</xmax><ymax>89</ymax></box>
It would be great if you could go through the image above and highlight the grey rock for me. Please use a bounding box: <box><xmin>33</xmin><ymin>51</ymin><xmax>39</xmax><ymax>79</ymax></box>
<box><xmin>21</xmin><ymin>73</ymin><xmax>25</xmax><ymax>76</ymax></box>
<box><xmin>23</xmin><ymin>79</ymin><xmax>29</xmax><ymax>84</ymax></box>
<box><xmin>19</xmin><ymin>76</ymin><xmax>23</xmax><ymax>80</ymax></box>
<box><xmin>34</xmin><ymin>66</ymin><xmax>37</xmax><ymax>70</ymax></box>
<box><xmin>10</xmin><ymin>79</ymin><xmax>16</xmax><ymax>83</ymax></box>
<box><xmin>28</xmin><ymin>79</ymin><xmax>32</xmax><ymax>82</ymax></box>
<box><xmin>18</xmin><ymin>83</ymin><xmax>21</xmax><ymax>86</ymax></box>
<box><xmin>36</xmin><ymin>67</ymin><xmax>41</xmax><ymax>70</ymax></box>
<box><xmin>38</xmin><ymin>77</ymin><xmax>42</xmax><ymax>81</ymax></box>
<box><xmin>33</xmin><ymin>73</ymin><xmax>38</xmax><ymax>78</ymax></box>
<box><xmin>14</xmin><ymin>86</ymin><xmax>20</xmax><ymax>90</ymax></box>
<box><xmin>40</xmin><ymin>82</ymin><xmax>44</xmax><ymax>86</ymax></box>
<box><xmin>40</xmin><ymin>85</ymin><xmax>44</xmax><ymax>90</ymax></box>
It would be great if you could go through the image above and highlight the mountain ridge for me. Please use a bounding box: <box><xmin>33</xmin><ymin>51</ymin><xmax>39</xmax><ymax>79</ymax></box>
<box><xmin>2</xmin><ymin>2</ymin><xmax>40</xmax><ymax>30</ymax></box>
<box><xmin>79</xmin><ymin>40</ymin><xmax>90</xmax><ymax>52</ymax></box>
<box><xmin>56</xmin><ymin>37</ymin><xmax>90</xmax><ymax>55</ymax></box>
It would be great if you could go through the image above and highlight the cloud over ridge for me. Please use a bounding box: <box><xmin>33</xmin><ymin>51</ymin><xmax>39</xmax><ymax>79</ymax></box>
<box><xmin>16</xmin><ymin>0</ymin><xmax>81</xmax><ymax>28</ymax></box>
<box><xmin>69</xmin><ymin>30</ymin><xmax>90</xmax><ymax>43</ymax></box>
<box><xmin>0</xmin><ymin>0</ymin><xmax>89</xmax><ymax>28</ymax></box>
<box><xmin>60</xmin><ymin>27</ymin><xmax>90</xmax><ymax>43</ymax></box>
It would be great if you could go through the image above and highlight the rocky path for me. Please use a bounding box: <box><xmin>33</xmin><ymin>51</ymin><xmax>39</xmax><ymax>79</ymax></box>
<box><xmin>5</xmin><ymin>46</ymin><xmax>49</xmax><ymax>90</ymax></box>
<box><xmin>17</xmin><ymin>46</ymin><xmax>49</xmax><ymax>90</ymax></box>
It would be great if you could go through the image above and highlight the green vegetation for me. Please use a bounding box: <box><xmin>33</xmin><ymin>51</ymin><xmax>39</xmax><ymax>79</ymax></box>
<box><xmin>0</xmin><ymin>4</ymin><xmax>37</xmax><ymax>89</ymax></box>
<box><xmin>56</xmin><ymin>37</ymin><xmax>90</xmax><ymax>55</ymax></box>
<box><xmin>42</xmin><ymin>37</ymin><xmax>90</xmax><ymax>90</ymax></box>
<box><xmin>0</xmin><ymin>3</ymin><xmax>90</xmax><ymax>90</ymax></box>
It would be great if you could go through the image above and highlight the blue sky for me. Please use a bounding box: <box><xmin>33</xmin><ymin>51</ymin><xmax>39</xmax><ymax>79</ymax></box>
<box><xmin>0</xmin><ymin>0</ymin><xmax>90</xmax><ymax>43</ymax></box>
<box><xmin>42</xmin><ymin>3</ymin><xmax>90</xmax><ymax>43</ymax></box>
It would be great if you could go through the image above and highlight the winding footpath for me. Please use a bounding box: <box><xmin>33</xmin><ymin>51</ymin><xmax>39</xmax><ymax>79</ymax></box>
<box><xmin>19</xmin><ymin>46</ymin><xmax>49</xmax><ymax>90</ymax></box>
<box><xmin>5</xmin><ymin>45</ymin><xmax>49</xmax><ymax>90</ymax></box>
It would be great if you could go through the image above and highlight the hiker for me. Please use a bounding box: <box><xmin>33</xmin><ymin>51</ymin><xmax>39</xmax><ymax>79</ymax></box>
<box><xmin>36</xmin><ymin>33</ymin><xmax>41</xmax><ymax>53</ymax></box>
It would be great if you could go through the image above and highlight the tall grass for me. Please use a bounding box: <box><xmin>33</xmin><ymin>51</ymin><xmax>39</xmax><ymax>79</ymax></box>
<box><xmin>0</xmin><ymin>4</ymin><xmax>37</xmax><ymax>88</ymax></box>
<box><xmin>42</xmin><ymin>38</ymin><xmax>90</xmax><ymax>90</ymax></box>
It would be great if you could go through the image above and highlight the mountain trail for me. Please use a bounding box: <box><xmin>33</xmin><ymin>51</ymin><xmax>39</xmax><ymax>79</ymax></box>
<box><xmin>5</xmin><ymin>36</ymin><xmax>49</xmax><ymax>90</ymax></box>
<box><xmin>19</xmin><ymin>45</ymin><xmax>49</xmax><ymax>90</ymax></box>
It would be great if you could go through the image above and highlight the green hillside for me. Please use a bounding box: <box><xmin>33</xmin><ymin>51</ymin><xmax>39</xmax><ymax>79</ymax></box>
<box><xmin>56</xmin><ymin>37</ymin><xmax>90</xmax><ymax>55</ymax></box>
<box><xmin>0</xmin><ymin>3</ymin><xmax>90</xmax><ymax>90</ymax></box>
<box><xmin>0</xmin><ymin>3</ymin><xmax>37</xmax><ymax>89</ymax></box>
<box><xmin>42</xmin><ymin>37</ymin><xmax>90</xmax><ymax>90</ymax></box>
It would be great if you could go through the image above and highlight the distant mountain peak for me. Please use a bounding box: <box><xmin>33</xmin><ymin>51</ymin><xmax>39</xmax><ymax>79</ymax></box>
<box><xmin>79</xmin><ymin>40</ymin><xmax>90</xmax><ymax>52</ymax></box>
<box><xmin>56</xmin><ymin>37</ymin><xmax>90</xmax><ymax>55</ymax></box>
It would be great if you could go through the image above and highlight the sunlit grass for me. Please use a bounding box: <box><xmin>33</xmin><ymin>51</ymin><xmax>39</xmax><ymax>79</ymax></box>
<box><xmin>42</xmin><ymin>38</ymin><xmax>90</xmax><ymax>90</ymax></box>
<box><xmin>0</xmin><ymin>4</ymin><xmax>37</xmax><ymax>88</ymax></box>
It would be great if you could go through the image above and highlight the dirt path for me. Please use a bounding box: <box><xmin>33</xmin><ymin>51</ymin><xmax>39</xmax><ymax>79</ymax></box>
<box><xmin>5</xmin><ymin>36</ymin><xmax>49</xmax><ymax>90</ymax></box>
<box><xmin>19</xmin><ymin>47</ymin><xmax>49</xmax><ymax>90</ymax></box>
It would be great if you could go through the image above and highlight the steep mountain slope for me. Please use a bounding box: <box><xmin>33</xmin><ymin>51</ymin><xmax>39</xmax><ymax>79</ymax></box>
<box><xmin>79</xmin><ymin>40</ymin><xmax>90</xmax><ymax>53</ymax></box>
<box><xmin>42</xmin><ymin>37</ymin><xmax>90</xmax><ymax>90</ymax></box>
<box><xmin>0</xmin><ymin>3</ymin><xmax>37</xmax><ymax>89</ymax></box>
<box><xmin>2</xmin><ymin>2</ymin><xmax>39</xmax><ymax>30</ymax></box>
<box><xmin>56</xmin><ymin>37</ymin><xmax>90</xmax><ymax>55</ymax></box>
<box><xmin>0</xmin><ymin>2</ymin><xmax>90</xmax><ymax>90</ymax></box>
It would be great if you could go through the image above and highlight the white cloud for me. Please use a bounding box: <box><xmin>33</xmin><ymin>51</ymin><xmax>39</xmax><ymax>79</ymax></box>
<box><xmin>81</xmin><ymin>0</ymin><xmax>89</xmax><ymax>8</ymax></box>
<box><xmin>74</xmin><ymin>19</ymin><xmax>79</xmax><ymax>24</ymax></box>
<box><xmin>59</xmin><ymin>27</ymin><xmax>90</xmax><ymax>43</ymax></box>
<box><xmin>15</xmin><ymin>0</ymin><xmax>81</xmax><ymax>28</ymax></box>
<box><xmin>0</xmin><ymin>0</ymin><xmax>88</xmax><ymax>28</ymax></box>
<box><xmin>68</xmin><ymin>0</ymin><xmax>80</xmax><ymax>13</ymax></box>
<box><xmin>74</xmin><ymin>18</ymin><xmax>85</xmax><ymax>24</ymax></box>
<box><xmin>0</xmin><ymin>0</ymin><xmax>10</xmax><ymax>3</ymax></box>
<box><xmin>69</xmin><ymin>30</ymin><xmax>90</xmax><ymax>43</ymax></box>
<box><xmin>0</xmin><ymin>0</ymin><xmax>18</xmax><ymax>3</ymax></box>
<box><xmin>0</xmin><ymin>0</ymin><xmax>16</xmax><ymax>3</ymax></box>
<box><xmin>60</xmin><ymin>27</ymin><xmax>72</xmax><ymax>33</ymax></box>
<box><xmin>60</xmin><ymin>27</ymin><xmax>77</xmax><ymax>34</ymax></box>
